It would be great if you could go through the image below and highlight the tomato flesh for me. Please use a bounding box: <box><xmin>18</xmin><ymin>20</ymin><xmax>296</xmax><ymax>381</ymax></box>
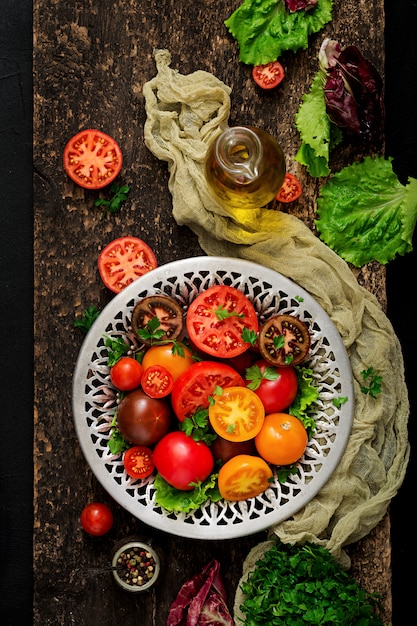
<box><xmin>208</xmin><ymin>386</ymin><xmax>265</xmax><ymax>442</ymax></box>
<box><xmin>218</xmin><ymin>454</ymin><xmax>273</xmax><ymax>501</ymax></box>
<box><xmin>259</xmin><ymin>314</ymin><xmax>310</xmax><ymax>367</ymax></box>
<box><xmin>131</xmin><ymin>295</ymin><xmax>184</xmax><ymax>344</ymax></box>
<box><xmin>63</xmin><ymin>129</ymin><xmax>122</xmax><ymax>189</ymax></box>
<box><xmin>123</xmin><ymin>446</ymin><xmax>154</xmax><ymax>480</ymax></box>
<box><xmin>141</xmin><ymin>342</ymin><xmax>194</xmax><ymax>383</ymax></box>
<box><xmin>276</xmin><ymin>173</ymin><xmax>302</xmax><ymax>203</ymax></box>
<box><xmin>255</xmin><ymin>412</ymin><xmax>308</xmax><ymax>466</ymax></box>
<box><xmin>141</xmin><ymin>365</ymin><xmax>174</xmax><ymax>398</ymax></box>
<box><xmin>252</xmin><ymin>61</ymin><xmax>285</xmax><ymax>90</ymax></box>
<box><xmin>98</xmin><ymin>236</ymin><xmax>158</xmax><ymax>293</ymax></box>
<box><xmin>186</xmin><ymin>285</ymin><xmax>258</xmax><ymax>359</ymax></box>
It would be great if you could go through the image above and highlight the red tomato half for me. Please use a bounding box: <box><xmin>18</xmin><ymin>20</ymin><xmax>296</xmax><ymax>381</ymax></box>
<box><xmin>171</xmin><ymin>360</ymin><xmax>245</xmax><ymax>422</ymax></box>
<box><xmin>123</xmin><ymin>446</ymin><xmax>154</xmax><ymax>480</ymax></box>
<box><xmin>252</xmin><ymin>61</ymin><xmax>285</xmax><ymax>90</ymax></box>
<box><xmin>80</xmin><ymin>502</ymin><xmax>113</xmax><ymax>536</ymax></box>
<box><xmin>275</xmin><ymin>173</ymin><xmax>302</xmax><ymax>203</ymax></box>
<box><xmin>98</xmin><ymin>236</ymin><xmax>158</xmax><ymax>293</ymax></box>
<box><xmin>141</xmin><ymin>365</ymin><xmax>174</xmax><ymax>399</ymax></box>
<box><xmin>153</xmin><ymin>431</ymin><xmax>214</xmax><ymax>491</ymax></box>
<box><xmin>110</xmin><ymin>357</ymin><xmax>143</xmax><ymax>391</ymax></box>
<box><xmin>186</xmin><ymin>285</ymin><xmax>258</xmax><ymax>359</ymax></box>
<box><xmin>63</xmin><ymin>129</ymin><xmax>122</xmax><ymax>189</ymax></box>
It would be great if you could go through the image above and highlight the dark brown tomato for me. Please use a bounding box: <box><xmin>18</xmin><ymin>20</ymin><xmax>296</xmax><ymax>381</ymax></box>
<box><xmin>259</xmin><ymin>314</ymin><xmax>310</xmax><ymax>367</ymax></box>
<box><xmin>131</xmin><ymin>294</ymin><xmax>184</xmax><ymax>344</ymax></box>
<box><xmin>117</xmin><ymin>389</ymin><xmax>172</xmax><ymax>446</ymax></box>
<box><xmin>211</xmin><ymin>435</ymin><xmax>257</xmax><ymax>465</ymax></box>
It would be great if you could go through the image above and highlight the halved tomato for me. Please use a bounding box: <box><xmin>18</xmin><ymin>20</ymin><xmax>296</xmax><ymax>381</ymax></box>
<box><xmin>252</xmin><ymin>61</ymin><xmax>285</xmax><ymax>90</ymax></box>
<box><xmin>123</xmin><ymin>446</ymin><xmax>154</xmax><ymax>480</ymax></box>
<box><xmin>141</xmin><ymin>342</ymin><xmax>194</xmax><ymax>383</ymax></box>
<box><xmin>186</xmin><ymin>285</ymin><xmax>258</xmax><ymax>359</ymax></box>
<box><xmin>131</xmin><ymin>294</ymin><xmax>184</xmax><ymax>344</ymax></box>
<box><xmin>141</xmin><ymin>364</ymin><xmax>174</xmax><ymax>399</ymax></box>
<box><xmin>98</xmin><ymin>236</ymin><xmax>158</xmax><ymax>293</ymax></box>
<box><xmin>259</xmin><ymin>314</ymin><xmax>310</xmax><ymax>367</ymax></box>
<box><xmin>217</xmin><ymin>454</ymin><xmax>273</xmax><ymax>501</ymax></box>
<box><xmin>208</xmin><ymin>386</ymin><xmax>265</xmax><ymax>442</ymax></box>
<box><xmin>171</xmin><ymin>361</ymin><xmax>245</xmax><ymax>422</ymax></box>
<box><xmin>63</xmin><ymin>129</ymin><xmax>122</xmax><ymax>189</ymax></box>
<box><xmin>275</xmin><ymin>173</ymin><xmax>302</xmax><ymax>203</ymax></box>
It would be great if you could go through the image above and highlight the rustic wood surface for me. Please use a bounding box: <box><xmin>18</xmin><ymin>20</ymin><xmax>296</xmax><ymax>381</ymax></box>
<box><xmin>33</xmin><ymin>1</ymin><xmax>391</xmax><ymax>624</ymax></box>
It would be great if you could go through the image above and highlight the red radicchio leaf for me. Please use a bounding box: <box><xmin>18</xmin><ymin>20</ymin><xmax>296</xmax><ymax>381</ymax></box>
<box><xmin>167</xmin><ymin>559</ymin><xmax>234</xmax><ymax>626</ymax></box>
<box><xmin>321</xmin><ymin>40</ymin><xmax>384</xmax><ymax>138</ymax></box>
<box><xmin>284</xmin><ymin>0</ymin><xmax>318</xmax><ymax>12</ymax></box>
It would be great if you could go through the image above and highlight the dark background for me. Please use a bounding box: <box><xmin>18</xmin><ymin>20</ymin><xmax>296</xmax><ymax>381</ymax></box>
<box><xmin>1</xmin><ymin>1</ymin><xmax>416</xmax><ymax>623</ymax></box>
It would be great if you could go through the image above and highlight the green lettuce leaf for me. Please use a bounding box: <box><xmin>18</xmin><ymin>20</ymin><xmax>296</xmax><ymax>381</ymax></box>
<box><xmin>289</xmin><ymin>366</ymin><xmax>319</xmax><ymax>437</ymax></box>
<box><xmin>224</xmin><ymin>0</ymin><xmax>333</xmax><ymax>66</ymax></box>
<box><xmin>153</xmin><ymin>472</ymin><xmax>221</xmax><ymax>513</ymax></box>
<box><xmin>316</xmin><ymin>156</ymin><xmax>417</xmax><ymax>267</ymax></box>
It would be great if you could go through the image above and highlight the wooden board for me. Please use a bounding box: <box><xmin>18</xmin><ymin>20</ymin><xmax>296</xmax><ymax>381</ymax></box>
<box><xmin>33</xmin><ymin>1</ymin><xmax>390</xmax><ymax>623</ymax></box>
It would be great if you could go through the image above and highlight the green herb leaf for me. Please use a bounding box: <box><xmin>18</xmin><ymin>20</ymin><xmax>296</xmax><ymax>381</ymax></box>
<box><xmin>136</xmin><ymin>316</ymin><xmax>166</xmax><ymax>343</ymax></box>
<box><xmin>215</xmin><ymin>305</ymin><xmax>244</xmax><ymax>321</ymax></box>
<box><xmin>105</xmin><ymin>335</ymin><xmax>130</xmax><ymax>367</ymax></box>
<box><xmin>180</xmin><ymin>408</ymin><xmax>217</xmax><ymax>445</ymax></box>
<box><xmin>245</xmin><ymin>364</ymin><xmax>279</xmax><ymax>391</ymax></box>
<box><xmin>95</xmin><ymin>182</ymin><xmax>131</xmax><ymax>218</ymax></box>
<box><xmin>332</xmin><ymin>396</ymin><xmax>348</xmax><ymax>408</ymax></box>
<box><xmin>107</xmin><ymin>414</ymin><xmax>130</xmax><ymax>455</ymax></box>
<box><xmin>242</xmin><ymin>327</ymin><xmax>258</xmax><ymax>346</ymax></box>
<box><xmin>360</xmin><ymin>367</ymin><xmax>383</xmax><ymax>398</ymax></box>
<box><xmin>73</xmin><ymin>305</ymin><xmax>101</xmax><ymax>333</ymax></box>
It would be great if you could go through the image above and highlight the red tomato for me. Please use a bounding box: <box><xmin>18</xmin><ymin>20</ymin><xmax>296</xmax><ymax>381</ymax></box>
<box><xmin>275</xmin><ymin>173</ymin><xmax>302</xmax><ymax>203</ymax></box>
<box><xmin>186</xmin><ymin>285</ymin><xmax>258</xmax><ymax>359</ymax></box>
<box><xmin>63</xmin><ymin>129</ymin><xmax>122</xmax><ymax>189</ymax></box>
<box><xmin>110</xmin><ymin>357</ymin><xmax>143</xmax><ymax>391</ymax></box>
<box><xmin>255</xmin><ymin>412</ymin><xmax>308</xmax><ymax>466</ymax></box>
<box><xmin>98</xmin><ymin>236</ymin><xmax>158</xmax><ymax>293</ymax></box>
<box><xmin>153</xmin><ymin>431</ymin><xmax>214</xmax><ymax>491</ymax></box>
<box><xmin>141</xmin><ymin>342</ymin><xmax>194</xmax><ymax>382</ymax></box>
<box><xmin>217</xmin><ymin>454</ymin><xmax>273</xmax><ymax>501</ymax></box>
<box><xmin>171</xmin><ymin>361</ymin><xmax>245</xmax><ymax>422</ymax></box>
<box><xmin>141</xmin><ymin>365</ymin><xmax>174</xmax><ymax>399</ymax></box>
<box><xmin>123</xmin><ymin>446</ymin><xmax>154</xmax><ymax>480</ymax></box>
<box><xmin>245</xmin><ymin>359</ymin><xmax>298</xmax><ymax>413</ymax></box>
<box><xmin>116</xmin><ymin>389</ymin><xmax>172</xmax><ymax>446</ymax></box>
<box><xmin>252</xmin><ymin>61</ymin><xmax>285</xmax><ymax>90</ymax></box>
<box><xmin>208</xmin><ymin>386</ymin><xmax>265</xmax><ymax>442</ymax></box>
<box><xmin>80</xmin><ymin>502</ymin><xmax>113</xmax><ymax>536</ymax></box>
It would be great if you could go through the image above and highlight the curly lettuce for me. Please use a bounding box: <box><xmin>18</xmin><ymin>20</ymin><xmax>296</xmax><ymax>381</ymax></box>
<box><xmin>316</xmin><ymin>156</ymin><xmax>417</xmax><ymax>267</ymax></box>
<box><xmin>224</xmin><ymin>0</ymin><xmax>333</xmax><ymax>66</ymax></box>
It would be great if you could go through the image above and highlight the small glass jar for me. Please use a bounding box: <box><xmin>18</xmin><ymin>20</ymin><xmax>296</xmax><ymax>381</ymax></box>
<box><xmin>112</xmin><ymin>539</ymin><xmax>161</xmax><ymax>592</ymax></box>
<box><xmin>204</xmin><ymin>125</ymin><xmax>286</xmax><ymax>211</ymax></box>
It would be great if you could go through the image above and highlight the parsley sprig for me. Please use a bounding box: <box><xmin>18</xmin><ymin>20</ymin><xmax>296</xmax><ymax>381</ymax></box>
<box><xmin>105</xmin><ymin>336</ymin><xmax>130</xmax><ymax>367</ymax></box>
<box><xmin>73</xmin><ymin>305</ymin><xmax>101</xmax><ymax>333</ymax></box>
<box><xmin>180</xmin><ymin>408</ymin><xmax>217</xmax><ymax>446</ymax></box>
<box><xmin>95</xmin><ymin>182</ymin><xmax>130</xmax><ymax>218</ymax></box>
<box><xmin>360</xmin><ymin>367</ymin><xmax>383</xmax><ymax>398</ymax></box>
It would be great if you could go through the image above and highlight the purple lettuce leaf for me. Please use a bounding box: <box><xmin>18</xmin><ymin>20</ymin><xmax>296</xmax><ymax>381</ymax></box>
<box><xmin>167</xmin><ymin>559</ymin><xmax>234</xmax><ymax>626</ymax></box>
<box><xmin>284</xmin><ymin>0</ymin><xmax>318</xmax><ymax>12</ymax></box>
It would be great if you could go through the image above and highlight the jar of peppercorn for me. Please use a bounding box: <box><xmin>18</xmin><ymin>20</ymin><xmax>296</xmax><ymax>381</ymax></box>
<box><xmin>111</xmin><ymin>539</ymin><xmax>161</xmax><ymax>592</ymax></box>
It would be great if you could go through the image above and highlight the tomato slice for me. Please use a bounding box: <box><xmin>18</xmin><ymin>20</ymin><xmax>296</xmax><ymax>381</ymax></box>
<box><xmin>63</xmin><ymin>129</ymin><xmax>123</xmax><ymax>189</ymax></box>
<box><xmin>275</xmin><ymin>173</ymin><xmax>302</xmax><ymax>203</ymax></box>
<box><xmin>171</xmin><ymin>361</ymin><xmax>245</xmax><ymax>422</ymax></box>
<box><xmin>186</xmin><ymin>285</ymin><xmax>259</xmax><ymax>359</ymax></box>
<box><xmin>208</xmin><ymin>386</ymin><xmax>265</xmax><ymax>442</ymax></box>
<box><xmin>123</xmin><ymin>446</ymin><xmax>155</xmax><ymax>480</ymax></box>
<box><xmin>252</xmin><ymin>61</ymin><xmax>285</xmax><ymax>90</ymax></box>
<box><xmin>218</xmin><ymin>454</ymin><xmax>273</xmax><ymax>501</ymax></box>
<box><xmin>259</xmin><ymin>314</ymin><xmax>310</xmax><ymax>367</ymax></box>
<box><xmin>98</xmin><ymin>236</ymin><xmax>158</xmax><ymax>293</ymax></box>
<box><xmin>141</xmin><ymin>365</ymin><xmax>174</xmax><ymax>399</ymax></box>
<box><xmin>131</xmin><ymin>295</ymin><xmax>184</xmax><ymax>344</ymax></box>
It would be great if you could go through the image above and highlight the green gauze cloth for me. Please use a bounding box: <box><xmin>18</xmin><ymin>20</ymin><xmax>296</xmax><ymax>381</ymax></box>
<box><xmin>143</xmin><ymin>50</ymin><xmax>409</xmax><ymax>568</ymax></box>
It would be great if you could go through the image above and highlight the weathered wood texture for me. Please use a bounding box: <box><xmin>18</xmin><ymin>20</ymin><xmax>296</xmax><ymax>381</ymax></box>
<box><xmin>33</xmin><ymin>1</ymin><xmax>390</xmax><ymax>624</ymax></box>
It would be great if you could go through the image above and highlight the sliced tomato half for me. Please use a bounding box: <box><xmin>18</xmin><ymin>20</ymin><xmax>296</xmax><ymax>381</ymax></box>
<box><xmin>218</xmin><ymin>454</ymin><xmax>273</xmax><ymax>501</ymax></box>
<box><xmin>186</xmin><ymin>285</ymin><xmax>259</xmax><ymax>359</ymax></box>
<box><xmin>123</xmin><ymin>446</ymin><xmax>154</xmax><ymax>480</ymax></box>
<box><xmin>259</xmin><ymin>314</ymin><xmax>310</xmax><ymax>367</ymax></box>
<box><xmin>171</xmin><ymin>361</ymin><xmax>245</xmax><ymax>422</ymax></box>
<box><xmin>141</xmin><ymin>365</ymin><xmax>174</xmax><ymax>399</ymax></box>
<box><xmin>252</xmin><ymin>61</ymin><xmax>285</xmax><ymax>90</ymax></box>
<box><xmin>63</xmin><ymin>129</ymin><xmax>123</xmax><ymax>189</ymax></box>
<box><xmin>208</xmin><ymin>386</ymin><xmax>265</xmax><ymax>442</ymax></box>
<box><xmin>98</xmin><ymin>236</ymin><xmax>158</xmax><ymax>293</ymax></box>
<box><xmin>275</xmin><ymin>173</ymin><xmax>302</xmax><ymax>203</ymax></box>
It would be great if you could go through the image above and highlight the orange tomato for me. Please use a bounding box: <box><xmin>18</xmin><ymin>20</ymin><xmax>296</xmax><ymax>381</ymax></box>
<box><xmin>255</xmin><ymin>412</ymin><xmax>308</xmax><ymax>466</ymax></box>
<box><xmin>218</xmin><ymin>454</ymin><xmax>273</xmax><ymax>501</ymax></box>
<box><xmin>208</xmin><ymin>386</ymin><xmax>265</xmax><ymax>442</ymax></box>
<box><xmin>141</xmin><ymin>342</ymin><xmax>194</xmax><ymax>382</ymax></box>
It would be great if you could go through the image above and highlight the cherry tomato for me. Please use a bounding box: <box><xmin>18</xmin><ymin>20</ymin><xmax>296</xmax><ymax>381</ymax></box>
<box><xmin>131</xmin><ymin>294</ymin><xmax>184</xmax><ymax>344</ymax></box>
<box><xmin>208</xmin><ymin>386</ymin><xmax>265</xmax><ymax>442</ymax></box>
<box><xmin>153</xmin><ymin>431</ymin><xmax>214</xmax><ymax>491</ymax></box>
<box><xmin>275</xmin><ymin>173</ymin><xmax>302</xmax><ymax>203</ymax></box>
<box><xmin>255</xmin><ymin>412</ymin><xmax>308</xmax><ymax>466</ymax></box>
<box><xmin>98</xmin><ymin>236</ymin><xmax>158</xmax><ymax>294</ymax></box>
<box><xmin>110</xmin><ymin>357</ymin><xmax>143</xmax><ymax>391</ymax></box>
<box><xmin>141</xmin><ymin>365</ymin><xmax>174</xmax><ymax>399</ymax></box>
<box><xmin>252</xmin><ymin>61</ymin><xmax>285</xmax><ymax>90</ymax></box>
<box><xmin>116</xmin><ymin>389</ymin><xmax>172</xmax><ymax>446</ymax></box>
<box><xmin>63</xmin><ymin>129</ymin><xmax>122</xmax><ymax>189</ymax></box>
<box><xmin>171</xmin><ymin>361</ymin><xmax>245</xmax><ymax>422</ymax></box>
<box><xmin>80</xmin><ymin>502</ymin><xmax>114</xmax><ymax>536</ymax></box>
<box><xmin>186</xmin><ymin>285</ymin><xmax>259</xmax><ymax>359</ymax></box>
<box><xmin>245</xmin><ymin>359</ymin><xmax>298</xmax><ymax>413</ymax></box>
<box><xmin>141</xmin><ymin>342</ymin><xmax>194</xmax><ymax>383</ymax></box>
<box><xmin>259</xmin><ymin>314</ymin><xmax>310</xmax><ymax>367</ymax></box>
<box><xmin>211</xmin><ymin>435</ymin><xmax>257</xmax><ymax>465</ymax></box>
<box><xmin>123</xmin><ymin>446</ymin><xmax>154</xmax><ymax>480</ymax></box>
<box><xmin>218</xmin><ymin>454</ymin><xmax>273</xmax><ymax>501</ymax></box>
